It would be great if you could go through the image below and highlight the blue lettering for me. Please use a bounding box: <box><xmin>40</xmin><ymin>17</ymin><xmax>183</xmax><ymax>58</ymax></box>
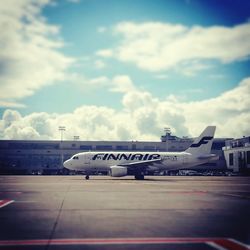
<box><xmin>119</xmin><ymin>154</ymin><xmax>131</xmax><ymax>160</ymax></box>
<box><xmin>107</xmin><ymin>154</ymin><xmax>119</xmax><ymax>160</ymax></box>
<box><xmin>103</xmin><ymin>154</ymin><xmax>109</xmax><ymax>160</ymax></box>
<box><xmin>131</xmin><ymin>154</ymin><xmax>144</xmax><ymax>161</ymax></box>
<box><xmin>148</xmin><ymin>154</ymin><xmax>161</xmax><ymax>160</ymax></box>
<box><xmin>143</xmin><ymin>154</ymin><xmax>149</xmax><ymax>160</ymax></box>
<box><xmin>92</xmin><ymin>153</ymin><xmax>104</xmax><ymax>160</ymax></box>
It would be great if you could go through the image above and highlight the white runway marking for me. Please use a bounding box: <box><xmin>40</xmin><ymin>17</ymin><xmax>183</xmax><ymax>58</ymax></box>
<box><xmin>0</xmin><ymin>200</ymin><xmax>14</xmax><ymax>208</ymax></box>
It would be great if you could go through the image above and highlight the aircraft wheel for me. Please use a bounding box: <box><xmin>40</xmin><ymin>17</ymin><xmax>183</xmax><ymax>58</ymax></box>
<box><xmin>135</xmin><ymin>173</ymin><xmax>144</xmax><ymax>180</ymax></box>
<box><xmin>85</xmin><ymin>175</ymin><xmax>89</xmax><ymax>180</ymax></box>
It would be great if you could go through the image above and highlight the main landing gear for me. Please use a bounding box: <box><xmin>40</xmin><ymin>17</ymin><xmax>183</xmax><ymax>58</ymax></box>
<box><xmin>85</xmin><ymin>175</ymin><xmax>90</xmax><ymax>180</ymax></box>
<box><xmin>134</xmin><ymin>172</ymin><xmax>144</xmax><ymax>180</ymax></box>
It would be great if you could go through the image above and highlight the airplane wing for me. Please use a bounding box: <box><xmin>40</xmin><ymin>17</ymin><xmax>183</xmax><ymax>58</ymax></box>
<box><xmin>117</xmin><ymin>158</ymin><xmax>162</xmax><ymax>168</ymax></box>
<box><xmin>109</xmin><ymin>157</ymin><xmax>163</xmax><ymax>179</ymax></box>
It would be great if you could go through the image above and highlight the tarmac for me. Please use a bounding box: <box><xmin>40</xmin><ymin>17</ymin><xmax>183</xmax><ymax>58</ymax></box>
<box><xmin>0</xmin><ymin>175</ymin><xmax>250</xmax><ymax>250</ymax></box>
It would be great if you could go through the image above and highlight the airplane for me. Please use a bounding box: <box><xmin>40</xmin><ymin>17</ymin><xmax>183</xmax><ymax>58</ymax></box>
<box><xmin>63</xmin><ymin>126</ymin><xmax>217</xmax><ymax>180</ymax></box>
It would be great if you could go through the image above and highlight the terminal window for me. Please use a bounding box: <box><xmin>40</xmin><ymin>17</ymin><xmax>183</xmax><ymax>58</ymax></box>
<box><xmin>96</xmin><ymin>145</ymin><xmax>113</xmax><ymax>150</ymax></box>
<box><xmin>229</xmin><ymin>153</ymin><xmax>234</xmax><ymax>166</ymax></box>
<box><xmin>116</xmin><ymin>145</ymin><xmax>129</xmax><ymax>150</ymax></box>
<box><xmin>9</xmin><ymin>143</ymin><xmax>59</xmax><ymax>150</ymax></box>
<box><xmin>80</xmin><ymin>145</ymin><xmax>92</xmax><ymax>150</ymax></box>
<box><xmin>212</xmin><ymin>141</ymin><xmax>226</xmax><ymax>150</ymax></box>
<box><xmin>144</xmin><ymin>146</ymin><xmax>156</xmax><ymax>151</ymax></box>
<box><xmin>247</xmin><ymin>151</ymin><xmax>250</xmax><ymax>164</ymax></box>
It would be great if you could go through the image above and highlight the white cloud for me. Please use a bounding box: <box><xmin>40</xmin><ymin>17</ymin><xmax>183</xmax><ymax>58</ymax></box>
<box><xmin>88</xmin><ymin>76</ymin><xmax>109</xmax><ymax>86</ymax></box>
<box><xmin>2</xmin><ymin>109</ymin><xmax>22</xmax><ymax>128</ymax></box>
<box><xmin>1</xmin><ymin>77</ymin><xmax>249</xmax><ymax>140</ymax></box>
<box><xmin>97</xmin><ymin>21</ymin><xmax>250</xmax><ymax>72</ymax></box>
<box><xmin>4</xmin><ymin>125</ymin><xmax>41</xmax><ymax>140</ymax></box>
<box><xmin>176</xmin><ymin>61</ymin><xmax>212</xmax><ymax>77</ymax></box>
<box><xmin>97</xmin><ymin>26</ymin><xmax>107</xmax><ymax>33</ymax></box>
<box><xmin>122</xmin><ymin>91</ymin><xmax>158</xmax><ymax>112</ymax></box>
<box><xmin>154</xmin><ymin>74</ymin><xmax>169</xmax><ymax>80</ymax></box>
<box><xmin>94</xmin><ymin>60</ymin><xmax>106</xmax><ymax>69</ymax></box>
<box><xmin>0</xmin><ymin>100</ymin><xmax>26</xmax><ymax>108</ymax></box>
<box><xmin>181</xmin><ymin>77</ymin><xmax>250</xmax><ymax>137</ymax></box>
<box><xmin>0</xmin><ymin>0</ymin><xmax>74</xmax><ymax>106</ymax></box>
<box><xmin>75</xmin><ymin>74</ymin><xmax>136</xmax><ymax>94</ymax></box>
<box><xmin>96</xmin><ymin>49</ymin><xmax>113</xmax><ymax>57</ymax></box>
<box><xmin>111</xmin><ymin>75</ymin><xmax>136</xmax><ymax>93</ymax></box>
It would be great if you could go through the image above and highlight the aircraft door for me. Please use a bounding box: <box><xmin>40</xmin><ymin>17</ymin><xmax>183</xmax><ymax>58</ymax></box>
<box><xmin>182</xmin><ymin>154</ymin><xmax>187</xmax><ymax>166</ymax></box>
<box><xmin>84</xmin><ymin>154</ymin><xmax>91</xmax><ymax>165</ymax></box>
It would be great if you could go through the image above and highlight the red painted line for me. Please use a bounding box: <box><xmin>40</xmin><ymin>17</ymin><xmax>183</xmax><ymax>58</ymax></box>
<box><xmin>0</xmin><ymin>200</ymin><xmax>14</xmax><ymax>208</ymax></box>
<box><xmin>0</xmin><ymin>192</ymin><xmax>22</xmax><ymax>194</ymax></box>
<box><xmin>0</xmin><ymin>237</ymin><xmax>202</xmax><ymax>245</ymax></box>
<box><xmin>0</xmin><ymin>237</ymin><xmax>249</xmax><ymax>249</ymax></box>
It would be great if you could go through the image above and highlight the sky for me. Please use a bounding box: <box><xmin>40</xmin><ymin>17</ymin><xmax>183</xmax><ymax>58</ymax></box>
<box><xmin>0</xmin><ymin>0</ymin><xmax>250</xmax><ymax>141</ymax></box>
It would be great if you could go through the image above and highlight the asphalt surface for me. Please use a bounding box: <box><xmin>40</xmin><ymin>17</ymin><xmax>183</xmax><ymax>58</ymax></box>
<box><xmin>0</xmin><ymin>175</ymin><xmax>250</xmax><ymax>250</ymax></box>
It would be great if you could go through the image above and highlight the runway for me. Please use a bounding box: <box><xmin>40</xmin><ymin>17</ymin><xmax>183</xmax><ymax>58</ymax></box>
<box><xmin>0</xmin><ymin>175</ymin><xmax>250</xmax><ymax>250</ymax></box>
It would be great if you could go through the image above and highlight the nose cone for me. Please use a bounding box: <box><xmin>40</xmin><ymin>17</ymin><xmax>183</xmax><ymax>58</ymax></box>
<box><xmin>63</xmin><ymin>159</ymin><xmax>74</xmax><ymax>170</ymax></box>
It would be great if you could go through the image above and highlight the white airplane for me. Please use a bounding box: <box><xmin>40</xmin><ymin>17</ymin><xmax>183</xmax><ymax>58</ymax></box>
<box><xmin>63</xmin><ymin>126</ymin><xmax>217</xmax><ymax>180</ymax></box>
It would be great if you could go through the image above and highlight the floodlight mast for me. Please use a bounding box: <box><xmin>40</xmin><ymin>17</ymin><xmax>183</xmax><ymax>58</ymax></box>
<box><xmin>58</xmin><ymin>126</ymin><xmax>66</xmax><ymax>168</ymax></box>
<box><xmin>58</xmin><ymin>126</ymin><xmax>66</xmax><ymax>142</ymax></box>
<box><xmin>74</xmin><ymin>136</ymin><xmax>80</xmax><ymax>141</ymax></box>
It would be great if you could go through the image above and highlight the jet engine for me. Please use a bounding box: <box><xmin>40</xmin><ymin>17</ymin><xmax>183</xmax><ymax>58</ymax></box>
<box><xmin>110</xmin><ymin>166</ymin><xmax>127</xmax><ymax>177</ymax></box>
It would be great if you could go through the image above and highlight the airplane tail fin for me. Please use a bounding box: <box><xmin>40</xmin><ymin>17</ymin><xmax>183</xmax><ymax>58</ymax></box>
<box><xmin>185</xmin><ymin>126</ymin><xmax>216</xmax><ymax>156</ymax></box>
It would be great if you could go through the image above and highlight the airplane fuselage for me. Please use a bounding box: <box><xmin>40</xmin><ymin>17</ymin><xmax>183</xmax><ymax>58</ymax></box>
<box><xmin>64</xmin><ymin>151</ymin><xmax>209</xmax><ymax>172</ymax></box>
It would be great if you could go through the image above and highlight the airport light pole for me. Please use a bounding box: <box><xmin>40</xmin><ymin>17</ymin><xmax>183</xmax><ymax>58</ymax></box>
<box><xmin>73</xmin><ymin>136</ymin><xmax>80</xmax><ymax>141</ymax></box>
<box><xmin>58</xmin><ymin>126</ymin><xmax>66</xmax><ymax>169</ymax></box>
<box><xmin>58</xmin><ymin>126</ymin><xmax>66</xmax><ymax>142</ymax></box>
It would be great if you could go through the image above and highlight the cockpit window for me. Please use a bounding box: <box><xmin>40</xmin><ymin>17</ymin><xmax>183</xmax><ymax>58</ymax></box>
<box><xmin>73</xmin><ymin>156</ymin><xmax>79</xmax><ymax>160</ymax></box>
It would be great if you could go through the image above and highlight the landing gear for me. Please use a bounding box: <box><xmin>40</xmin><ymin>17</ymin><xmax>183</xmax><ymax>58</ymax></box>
<box><xmin>85</xmin><ymin>175</ymin><xmax>89</xmax><ymax>180</ymax></box>
<box><xmin>134</xmin><ymin>172</ymin><xmax>144</xmax><ymax>180</ymax></box>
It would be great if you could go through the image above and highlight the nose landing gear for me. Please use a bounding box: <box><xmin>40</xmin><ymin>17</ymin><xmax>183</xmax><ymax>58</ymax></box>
<box><xmin>85</xmin><ymin>175</ymin><xmax>89</xmax><ymax>180</ymax></box>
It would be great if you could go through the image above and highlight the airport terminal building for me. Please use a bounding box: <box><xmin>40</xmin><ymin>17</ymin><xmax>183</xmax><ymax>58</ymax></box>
<box><xmin>0</xmin><ymin>130</ymin><xmax>228</xmax><ymax>174</ymax></box>
<box><xmin>223</xmin><ymin>136</ymin><xmax>250</xmax><ymax>174</ymax></box>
